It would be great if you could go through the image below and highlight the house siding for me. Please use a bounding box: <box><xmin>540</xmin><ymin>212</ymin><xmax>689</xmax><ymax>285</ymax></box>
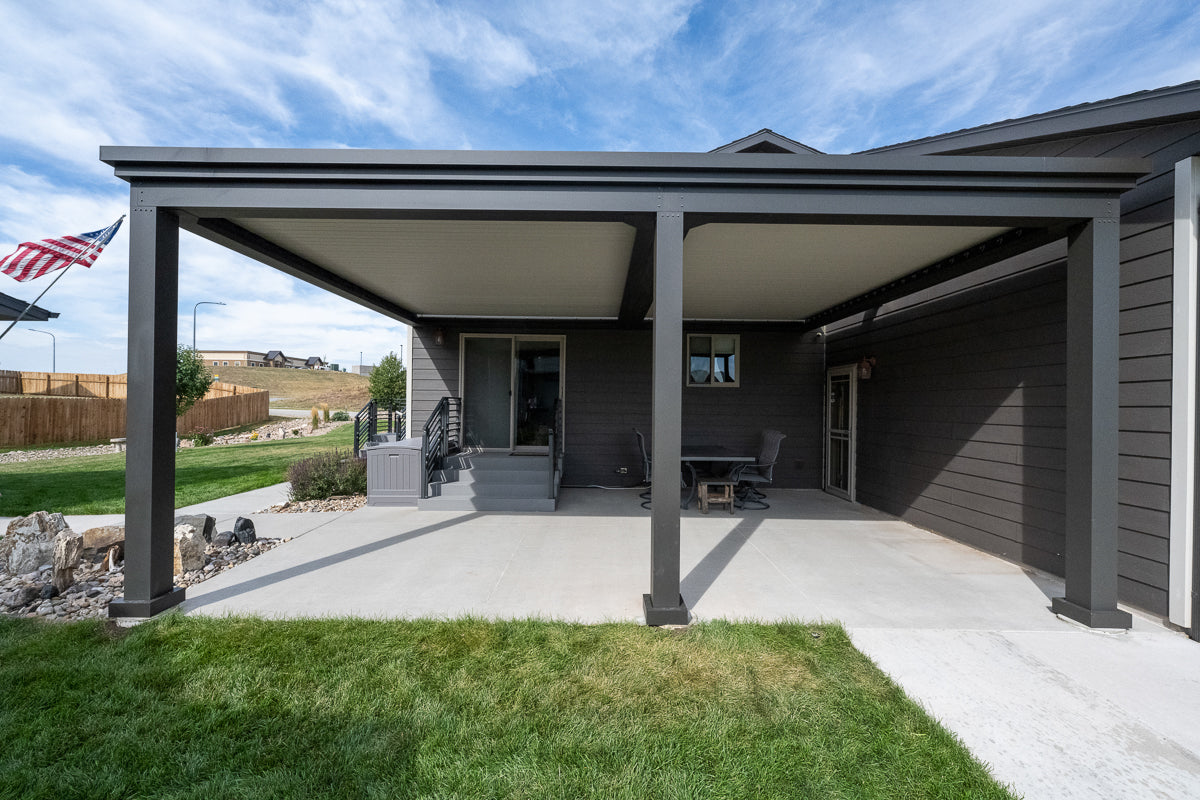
<box><xmin>827</xmin><ymin>119</ymin><xmax>1200</xmax><ymax>616</ymax></box>
<box><xmin>411</xmin><ymin>324</ymin><xmax>825</xmax><ymax>489</ymax></box>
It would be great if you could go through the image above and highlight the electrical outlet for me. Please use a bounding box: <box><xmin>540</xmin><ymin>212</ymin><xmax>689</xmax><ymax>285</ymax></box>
<box><xmin>616</xmin><ymin>466</ymin><xmax>628</xmax><ymax>474</ymax></box>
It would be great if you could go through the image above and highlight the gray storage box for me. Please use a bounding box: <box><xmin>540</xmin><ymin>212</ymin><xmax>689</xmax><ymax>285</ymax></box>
<box><xmin>366</xmin><ymin>437</ymin><xmax>422</xmax><ymax>506</ymax></box>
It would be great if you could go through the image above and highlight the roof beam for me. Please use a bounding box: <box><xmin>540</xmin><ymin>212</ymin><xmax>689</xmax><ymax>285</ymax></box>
<box><xmin>183</xmin><ymin>216</ymin><xmax>420</xmax><ymax>325</ymax></box>
<box><xmin>800</xmin><ymin>225</ymin><xmax>1070</xmax><ymax>331</ymax></box>
<box><xmin>618</xmin><ymin>215</ymin><xmax>655</xmax><ymax>323</ymax></box>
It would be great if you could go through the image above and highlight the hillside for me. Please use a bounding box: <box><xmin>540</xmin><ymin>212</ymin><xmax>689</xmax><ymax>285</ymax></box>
<box><xmin>211</xmin><ymin>366</ymin><xmax>372</xmax><ymax>411</ymax></box>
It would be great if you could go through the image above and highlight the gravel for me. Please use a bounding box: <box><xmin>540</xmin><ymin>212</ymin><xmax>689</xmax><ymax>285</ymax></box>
<box><xmin>257</xmin><ymin>495</ymin><xmax>366</xmax><ymax>514</ymax></box>
<box><xmin>0</xmin><ymin>537</ymin><xmax>289</xmax><ymax>622</ymax></box>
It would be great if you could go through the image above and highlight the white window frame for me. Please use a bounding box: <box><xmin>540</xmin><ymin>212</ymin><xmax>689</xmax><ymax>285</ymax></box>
<box><xmin>686</xmin><ymin>333</ymin><xmax>740</xmax><ymax>387</ymax></box>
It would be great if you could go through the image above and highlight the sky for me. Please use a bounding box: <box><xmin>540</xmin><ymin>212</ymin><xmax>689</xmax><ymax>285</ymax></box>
<box><xmin>1</xmin><ymin>0</ymin><xmax>1198</xmax><ymax>375</ymax></box>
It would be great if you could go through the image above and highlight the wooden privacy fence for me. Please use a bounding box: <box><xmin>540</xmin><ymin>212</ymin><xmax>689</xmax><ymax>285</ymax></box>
<box><xmin>0</xmin><ymin>370</ymin><xmax>128</xmax><ymax>398</ymax></box>
<box><xmin>0</xmin><ymin>379</ymin><xmax>269</xmax><ymax>447</ymax></box>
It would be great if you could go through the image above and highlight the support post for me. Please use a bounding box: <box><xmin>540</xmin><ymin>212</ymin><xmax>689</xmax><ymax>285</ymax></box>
<box><xmin>1052</xmin><ymin>215</ymin><xmax>1132</xmax><ymax>629</ymax></box>
<box><xmin>643</xmin><ymin>211</ymin><xmax>688</xmax><ymax>625</ymax></box>
<box><xmin>109</xmin><ymin>204</ymin><xmax>185</xmax><ymax>617</ymax></box>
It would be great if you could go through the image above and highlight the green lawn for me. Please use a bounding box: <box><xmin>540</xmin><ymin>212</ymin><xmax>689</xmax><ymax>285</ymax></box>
<box><xmin>0</xmin><ymin>426</ymin><xmax>355</xmax><ymax>516</ymax></box>
<box><xmin>0</xmin><ymin>616</ymin><xmax>1016</xmax><ymax>800</ymax></box>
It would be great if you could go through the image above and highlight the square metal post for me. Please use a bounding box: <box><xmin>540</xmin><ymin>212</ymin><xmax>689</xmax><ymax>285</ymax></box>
<box><xmin>643</xmin><ymin>211</ymin><xmax>688</xmax><ymax>625</ymax></box>
<box><xmin>109</xmin><ymin>204</ymin><xmax>185</xmax><ymax>617</ymax></box>
<box><xmin>1052</xmin><ymin>215</ymin><xmax>1132</xmax><ymax>629</ymax></box>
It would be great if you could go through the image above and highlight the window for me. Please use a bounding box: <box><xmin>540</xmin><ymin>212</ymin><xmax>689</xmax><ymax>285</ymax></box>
<box><xmin>222</xmin><ymin>361</ymin><xmax>229</xmax><ymax>366</ymax></box>
<box><xmin>234</xmin><ymin>361</ymin><xmax>240</xmax><ymax>366</ymax></box>
<box><xmin>687</xmin><ymin>334</ymin><xmax>739</xmax><ymax>387</ymax></box>
<box><xmin>212</xmin><ymin>361</ymin><xmax>219</xmax><ymax>366</ymax></box>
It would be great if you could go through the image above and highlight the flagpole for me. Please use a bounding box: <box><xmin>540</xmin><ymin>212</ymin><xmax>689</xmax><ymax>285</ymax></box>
<box><xmin>0</xmin><ymin>215</ymin><xmax>125</xmax><ymax>343</ymax></box>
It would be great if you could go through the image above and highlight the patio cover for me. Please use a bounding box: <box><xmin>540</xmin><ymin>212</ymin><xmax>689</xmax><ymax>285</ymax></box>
<box><xmin>101</xmin><ymin>145</ymin><xmax>1147</xmax><ymax>627</ymax></box>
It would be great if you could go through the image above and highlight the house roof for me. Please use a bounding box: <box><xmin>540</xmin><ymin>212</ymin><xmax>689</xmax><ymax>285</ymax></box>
<box><xmin>862</xmin><ymin>80</ymin><xmax>1200</xmax><ymax>155</ymax></box>
<box><xmin>305</xmin><ymin>356</ymin><xmax>323</xmax><ymax>366</ymax></box>
<box><xmin>265</xmin><ymin>350</ymin><xmax>285</xmax><ymax>360</ymax></box>
<box><xmin>0</xmin><ymin>291</ymin><xmax>58</xmax><ymax>322</ymax></box>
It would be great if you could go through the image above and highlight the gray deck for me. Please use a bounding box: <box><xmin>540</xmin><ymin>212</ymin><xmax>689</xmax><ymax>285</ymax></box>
<box><xmin>172</xmin><ymin>487</ymin><xmax>1200</xmax><ymax>799</ymax></box>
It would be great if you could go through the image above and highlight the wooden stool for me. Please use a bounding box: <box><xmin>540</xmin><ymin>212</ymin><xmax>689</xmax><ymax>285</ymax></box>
<box><xmin>698</xmin><ymin>480</ymin><xmax>736</xmax><ymax>514</ymax></box>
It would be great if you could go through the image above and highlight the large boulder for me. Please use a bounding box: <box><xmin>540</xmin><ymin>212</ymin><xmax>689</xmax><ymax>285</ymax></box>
<box><xmin>52</xmin><ymin>529</ymin><xmax>84</xmax><ymax>592</ymax></box>
<box><xmin>82</xmin><ymin>524</ymin><xmax>125</xmax><ymax>554</ymax></box>
<box><xmin>231</xmin><ymin>517</ymin><xmax>256</xmax><ymax>544</ymax></box>
<box><xmin>174</xmin><ymin>514</ymin><xmax>216</xmax><ymax>544</ymax></box>
<box><xmin>173</xmin><ymin>524</ymin><xmax>207</xmax><ymax>574</ymax></box>
<box><xmin>1</xmin><ymin>511</ymin><xmax>70</xmax><ymax>576</ymax></box>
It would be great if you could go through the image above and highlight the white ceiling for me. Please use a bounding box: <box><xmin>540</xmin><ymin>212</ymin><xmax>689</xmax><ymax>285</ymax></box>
<box><xmin>233</xmin><ymin>217</ymin><xmax>1009</xmax><ymax>321</ymax></box>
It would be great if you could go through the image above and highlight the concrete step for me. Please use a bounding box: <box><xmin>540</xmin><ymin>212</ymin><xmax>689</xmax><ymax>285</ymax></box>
<box><xmin>434</xmin><ymin>481</ymin><xmax>551</xmax><ymax>498</ymax></box>
<box><xmin>445</xmin><ymin>453</ymin><xmax>548</xmax><ymax>472</ymax></box>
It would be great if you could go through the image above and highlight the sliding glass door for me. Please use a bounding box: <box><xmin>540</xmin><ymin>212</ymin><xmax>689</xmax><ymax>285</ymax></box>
<box><xmin>461</xmin><ymin>335</ymin><xmax>563</xmax><ymax>451</ymax></box>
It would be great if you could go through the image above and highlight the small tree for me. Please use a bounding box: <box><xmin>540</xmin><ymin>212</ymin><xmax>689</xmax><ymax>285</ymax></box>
<box><xmin>368</xmin><ymin>351</ymin><xmax>406</xmax><ymax>412</ymax></box>
<box><xmin>176</xmin><ymin>345</ymin><xmax>214</xmax><ymax>417</ymax></box>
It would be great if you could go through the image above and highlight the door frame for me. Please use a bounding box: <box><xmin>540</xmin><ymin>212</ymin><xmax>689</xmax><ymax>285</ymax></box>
<box><xmin>824</xmin><ymin>364</ymin><xmax>857</xmax><ymax>501</ymax></box>
<box><xmin>459</xmin><ymin>333</ymin><xmax>566</xmax><ymax>452</ymax></box>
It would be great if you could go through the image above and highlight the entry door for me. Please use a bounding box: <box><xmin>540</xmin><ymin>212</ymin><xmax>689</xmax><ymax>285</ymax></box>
<box><xmin>461</xmin><ymin>335</ymin><xmax>563</xmax><ymax>451</ymax></box>
<box><xmin>825</xmin><ymin>365</ymin><xmax>856</xmax><ymax>500</ymax></box>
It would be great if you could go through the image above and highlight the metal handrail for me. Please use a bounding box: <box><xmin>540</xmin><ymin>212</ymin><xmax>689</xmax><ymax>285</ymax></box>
<box><xmin>548</xmin><ymin>398</ymin><xmax>564</xmax><ymax>499</ymax></box>
<box><xmin>353</xmin><ymin>400</ymin><xmax>407</xmax><ymax>458</ymax></box>
<box><xmin>421</xmin><ymin>396</ymin><xmax>461</xmax><ymax>499</ymax></box>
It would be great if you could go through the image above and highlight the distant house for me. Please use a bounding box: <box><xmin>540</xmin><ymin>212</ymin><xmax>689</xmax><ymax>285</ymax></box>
<box><xmin>0</xmin><ymin>291</ymin><xmax>58</xmax><ymax>322</ymax></box>
<box><xmin>349</xmin><ymin>364</ymin><xmax>375</xmax><ymax>376</ymax></box>
<box><xmin>198</xmin><ymin>349</ymin><xmax>324</xmax><ymax>369</ymax></box>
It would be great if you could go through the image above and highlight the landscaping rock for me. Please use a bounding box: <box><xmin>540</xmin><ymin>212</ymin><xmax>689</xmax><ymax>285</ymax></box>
<box><xmin>1</xmin><ymin>585</ymin><xmax>38</xmax><ymax>609</ymax></box>
<box><xmin>174</xmin><ymin>514</ymin><xmax>216</xmax><ymax>544</ymax></box>
<box><xmin>40</xmin><ymin>583</ymin><xmax>59</xmax><ymax>600</ymax></box>
<box><xmin>231</xmin><ymin>517</ymin><xmax>256</xmax><ymax>544</ymax></box>
<box><xmin>212</xmin><ymin>531</ymin><xmax>234</xmax><ymax>547</ymax></box>
<box><xmin>82</xmin><ymin>524</ymin><xmax>125</xmax><ymax>553</ymax></box>
<box><xmin>1</xmin><ymin>511</ymin><xmax>70</xmax><ymax>575</ymax></box>
<box><xmin>52</xmin><ymin>529</ymin><xmax>84</xmax><ymax>593</ymax></box>
<box><xmin>173</xmin><ymin>524</ymin><xmax>207</xmax><ymax>574</ymax></box>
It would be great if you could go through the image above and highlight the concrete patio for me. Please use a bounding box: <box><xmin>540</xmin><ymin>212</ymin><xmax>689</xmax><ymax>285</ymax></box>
<box><xmin>171</xmin><ymin>486</ymin><xmax>1200</xmax><ymax>799</ymax></box>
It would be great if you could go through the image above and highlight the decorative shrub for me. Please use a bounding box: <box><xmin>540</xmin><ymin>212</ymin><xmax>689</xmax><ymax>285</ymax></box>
<box><xmin>310</xmin><ymin>407</ymin><xmax>320</xmax><ymax>431</ymax></box>
<box><xmin>321</xmin><ymin>403</ymin><xmax>330</xmax><ymax>422</ymax></box>
<box><xmin>287</xmin><ymin>449</ymin><xmax>366</xmax><ymax>501</ymax></box>
<box><xmin>189</xmin><ymin>427</ymin><xmax>215</xmax><ymax>447</ymax></box>
<box><xmin>249</xmin><ymin>432</ymin><xmax>258</xmax><ymax>441</ymax></box>
<box><xmin>331</xmin><ymin>410</ymin><xmax>350</xmax><ymax>422</ymax></box>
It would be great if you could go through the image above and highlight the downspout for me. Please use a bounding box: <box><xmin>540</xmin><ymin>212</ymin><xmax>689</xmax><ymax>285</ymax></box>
<box><xmin>1174</xmin><ymin>157</ymin><xmax>1200</xmax><ymax>634</ymax></box>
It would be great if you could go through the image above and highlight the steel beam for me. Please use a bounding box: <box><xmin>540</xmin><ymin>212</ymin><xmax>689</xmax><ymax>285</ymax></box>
<box><xmin>1052</xmin><ymin>215</ymin><xmax>1132</xmax><ymax>629</ymax></box>
<box><xmin>617</xmin><ymin>215</ymin><xmax>656</xmax><ymax>323</ymax></box>
<box><xmin>109</xmin><ymin>203</ymin><xmax>185</xmax><ymax>618</ymax></box>
<box><xmin>644</xmin><ymin>210</ymin><xmax>688</xmax><ymax>626</ymax></box>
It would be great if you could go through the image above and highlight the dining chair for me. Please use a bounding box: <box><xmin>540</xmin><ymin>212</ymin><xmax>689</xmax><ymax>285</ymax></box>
<box><xmin>730</xmin><ymin>429</ymin><xmax>786</xmax><ymax>509</ymax></box>
<box><xmin>634</xmin><ymin>428</ymin><xmax>652</xmax><ymax>509</ymax></box>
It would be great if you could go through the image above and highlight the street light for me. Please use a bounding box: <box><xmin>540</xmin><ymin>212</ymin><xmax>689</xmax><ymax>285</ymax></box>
<box><xmin>192</xmin><ymin>301</ymin><xmax>227</xmax><ymax>352</ymax></box>
<box><xmin>28</xmin><ymin>328</ymin><xmax>55</xmax><ymax>372</ymax></box>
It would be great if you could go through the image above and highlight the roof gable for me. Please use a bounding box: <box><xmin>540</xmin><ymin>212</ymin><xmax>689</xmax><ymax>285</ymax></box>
<box><xmin>711</xmin><ymin>129</ymin><xmax>822</xmax><ymax>155</ymax></box>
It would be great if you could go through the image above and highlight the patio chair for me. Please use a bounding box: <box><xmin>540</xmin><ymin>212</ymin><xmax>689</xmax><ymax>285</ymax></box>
<box><xmin>634</xmin><ymin>428</ymin><xmax>687</xmax><ymax>510</ymax></box>
<box><xmin>729</xmin><ymin>429</ymin><xmax>786</xmax><ymax>510</ymax></box>
<box><xmin>634</xmin><ymin>428</ymin><xmax>652</xmax><ymax>509</ymax></box>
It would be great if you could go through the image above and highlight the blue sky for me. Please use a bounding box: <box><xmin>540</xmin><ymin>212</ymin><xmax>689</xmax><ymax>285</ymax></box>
<box><xmin>1</xmin><ymin>0</ymin><xmax>1198</xmax><ymax>374</ymax></box>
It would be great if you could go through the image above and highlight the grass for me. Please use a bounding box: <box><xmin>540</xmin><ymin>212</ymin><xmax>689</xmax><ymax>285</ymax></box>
<box><xmin>0</xmin><ymin>426</ymin><xmax>356</xmax><ymax>516</ymax></box>
<box><xmin>0</xmin><ymin>616</ymin><xmax>1015</xmax><ymax>800</ymax></box>
<box><xmin>209</xmin><ymin>365</ymin><xmax>371</xmax><ymax>411</ymax></box>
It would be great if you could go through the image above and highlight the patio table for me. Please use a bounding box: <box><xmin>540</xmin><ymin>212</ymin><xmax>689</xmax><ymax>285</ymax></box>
<box><xmin>680</xmin><ymin>445</ymin><xmax>755</xmax><ymax>509</ymax></box>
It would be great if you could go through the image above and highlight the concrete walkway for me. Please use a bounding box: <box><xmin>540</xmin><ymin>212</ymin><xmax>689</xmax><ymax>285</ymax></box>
<box><xmin>8</xmin><ymin>486</ymin><xmax>1199</xmax><ymax>798</ymax></box>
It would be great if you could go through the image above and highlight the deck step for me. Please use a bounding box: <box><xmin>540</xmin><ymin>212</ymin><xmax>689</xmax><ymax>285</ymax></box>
<box><xmin>421</xmin><ymin>451</ymin><xmax>556</xmax><ymax>512</ymax></box>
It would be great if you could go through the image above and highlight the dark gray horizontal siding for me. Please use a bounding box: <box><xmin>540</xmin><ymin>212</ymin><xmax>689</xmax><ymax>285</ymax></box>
<box><xmin>411</xmin><ymin>324</ymin><xmax>824</xmax><ymax>490</ymax></box>
<box><xmin>824</xmin><ymin>118</ymin><xmax>1199</xmax><ymax>616</ymax></box>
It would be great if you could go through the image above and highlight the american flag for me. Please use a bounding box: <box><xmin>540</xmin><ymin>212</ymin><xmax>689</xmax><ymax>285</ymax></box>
<box><xmin>0</xmin><ymin>218</ymin><xmax>124</xmax><ymax>283</ymax></box>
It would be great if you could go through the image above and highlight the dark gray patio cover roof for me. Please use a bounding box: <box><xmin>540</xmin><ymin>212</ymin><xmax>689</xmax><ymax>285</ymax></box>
<box><xmin>101</xmin><ymin>146</ymin><xmax>1146</xmax><ymax>329</ymax></box>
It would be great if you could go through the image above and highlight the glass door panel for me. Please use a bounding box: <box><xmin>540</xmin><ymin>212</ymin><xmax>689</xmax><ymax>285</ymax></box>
<box><xmin>463</xmin><ymin>337</ymin><xmax>512</xmax><ymax>449</ymax></box>
<box><xmin>514</xmin><ymin>339</ymin><xmax>561</xmax><ymax>449</ymax></box>
<box><xmin>826</xmin><ymin>370</ymin><xmax>854</xmax><ymax>499</ymax></box>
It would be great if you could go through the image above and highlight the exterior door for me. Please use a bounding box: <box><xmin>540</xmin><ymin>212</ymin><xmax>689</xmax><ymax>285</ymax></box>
<box><xmin>461</xmin><ymin>335</ymin><xmax>564</xmax><ymax>451</ymax></box>
<box><xmin>825</xmin><ymin>365</ymin><xmax>856</xmax><ymax>500</ymax></box>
